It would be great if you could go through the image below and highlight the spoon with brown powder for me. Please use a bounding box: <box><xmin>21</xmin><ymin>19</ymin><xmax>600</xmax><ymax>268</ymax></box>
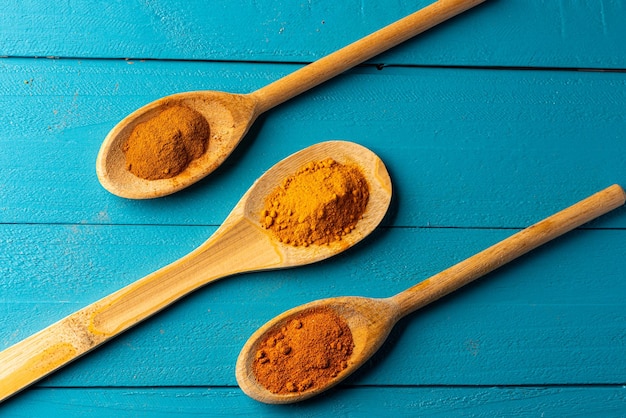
<box><xmin>0</xmin><ymin>141</ymin><xmax>391</xmax><ymax>403</ymax></box>
<box><xmin>236</xmin><ymin>184</ymin><xmax>626</xmax><ymax>404</ymax></box>
<box><xmin>96</xmin><ymin>0</ymin><xmax>486</xmax><ymax>199</ymax></box>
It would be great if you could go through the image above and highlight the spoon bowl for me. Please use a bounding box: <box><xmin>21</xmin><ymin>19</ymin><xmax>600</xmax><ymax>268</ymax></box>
<box><xmin>236</xmin><ymin>296</ymin><xmax>400</xmax><ymax>404</ymax></box>
<box><xmin>0</xmin><ymin>140</ymin><xmax>391</xmax><ymax>403</ymax></box>
<box><xmin>96</xmin><ymin>0</ymin><xmax>486</xmax><ymax>199</ymax></box>
<box><xmin>96</xmin><ymin>91</ymin><xmax>259</xmax><ymax>199</ymax></box>
<box><xmin>236</xmin><ymin>184</ymin><xmax>626</xmax><ymax>404</ymax></box>
<box><xmin>240</xmin><ymin>140</ymin><xmax>393</xmax><ymax>265</ymax></box>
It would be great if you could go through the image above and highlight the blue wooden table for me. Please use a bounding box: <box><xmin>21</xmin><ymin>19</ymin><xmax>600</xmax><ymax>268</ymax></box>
<box><xmin>1</xmin><ymin>0</ymin><xmax>625</xmax><ymax>416</ymax></box>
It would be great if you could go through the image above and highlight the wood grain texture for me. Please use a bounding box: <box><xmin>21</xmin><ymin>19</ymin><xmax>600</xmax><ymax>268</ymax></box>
<box><xmin>1</xmin><ymin>0</ymin><xmax>625</xmax><ymax>414</ymax></box>
<box><xmin>0</xmin><ymin>59</ymin><xmax>624</xmax><ymax>227</ymax></box>
<box><xmin>1</xmin><ymin>0</ymin><xmax>625</xmax><ymax>68</ymax></box>
<box><xmin>1</xmin><ymin>387</ymin><xmax>625</xmax><ymax>417</ymax></box>
<box><xmin>2</xmin><ymin>225</ymin><xmax>624</xmax><ymax>387</ymax></box>
<box><xmin>0</xmin><ymin>141</ymin><xmax>392</xmax><ymax>402</ymax></box>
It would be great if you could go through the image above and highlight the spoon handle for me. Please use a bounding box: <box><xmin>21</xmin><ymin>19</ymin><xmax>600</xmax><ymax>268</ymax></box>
<box><xmin>390</xmin><ymin>184</ymin><xmax>626</xmax><ymax>318</ymax></box>
<box><xmin>250</xmin><ymin>0</ymin><xmax>486</xmax><ymax>114</ymax></box>
<box><xmin>0</xmin><ymin>218</ymin><xmax>281</xmax><ymax>403</ymax></box>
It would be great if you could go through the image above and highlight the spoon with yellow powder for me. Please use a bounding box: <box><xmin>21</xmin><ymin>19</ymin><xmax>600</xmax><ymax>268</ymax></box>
<box><xmin>236</xmin><ymin>184</ymin><xmax>626</xmax><ymax>404</ymax></box>
<box><xmin>96</xmin><ymin>0</ymin><xmax>486</xmax><ymax>199</ymax></box>
<box><xmin>0</xmin><ymin>141</ymin><xmax>392</xmax><ymax>403</ymax></box>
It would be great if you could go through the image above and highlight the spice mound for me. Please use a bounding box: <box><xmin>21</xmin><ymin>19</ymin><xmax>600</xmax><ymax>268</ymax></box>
<box><xmin>261</xmin><ymin>158</ymin><xmax>369</xmax><ymax>246</ymax></box>
<box><xmin>253</xmin><ymin>307</ymin><xmax>354</xmax><ymax>394</ymax></box>
<box><xmin>122</xmin><ymin>105</ymin><xmax>210</xmax><ymax>180</ymax></box>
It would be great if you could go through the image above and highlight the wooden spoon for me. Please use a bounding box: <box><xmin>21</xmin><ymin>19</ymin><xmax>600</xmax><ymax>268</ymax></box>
<box><xmin>236</xmin><ymin>184</ymin><xmax>626</xmax><ymax>404</ymax></box>
<box><xmin>0</xmin><ymin>141</ymin><xmax>392</xmax><ymax>403</ymax></box>
<box><xmin>96</xmin><ymin>0</ymin><xmax>486</xmax><ymax>199</ymax></box>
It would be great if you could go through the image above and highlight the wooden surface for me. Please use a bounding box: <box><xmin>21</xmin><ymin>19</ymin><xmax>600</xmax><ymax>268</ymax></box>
<box><xmin>1</xmin><ymin>0</ymin><xmax>625</xmax><ymax>416</ymax></box>
<box><xmin>0</xmin><ymin>140</ymin><xmax>393</xmax><ymax>403</ymax></box>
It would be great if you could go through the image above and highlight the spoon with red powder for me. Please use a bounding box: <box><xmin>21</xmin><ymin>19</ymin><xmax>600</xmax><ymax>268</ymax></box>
<box><xmin>236</xmin><ymin>184</ymin><xmax>626</xmax><ymax>404</ymax></box>
<box><xmin>96</xmin><ymin>0</ymin><xmax>486</xmax><ymax>199</ymax></box>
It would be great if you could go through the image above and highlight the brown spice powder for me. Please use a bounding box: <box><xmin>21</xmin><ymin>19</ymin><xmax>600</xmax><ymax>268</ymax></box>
<box><xmin>261</xmin><ymin>158</ymin><xmax>369</xmax><ymax>246</ymax></box>
<box><xmin>253</xmin><ymin>306</ymin><xmax>354</xmax><ymax>394</ymax></box>
<box><xmin>122</xmin><ymin>105</ymin><xmax>210</xmax><ymax>180</ymax></box>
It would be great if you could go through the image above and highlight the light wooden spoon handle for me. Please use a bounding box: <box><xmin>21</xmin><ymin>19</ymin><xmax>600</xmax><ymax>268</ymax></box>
<box><xmin>0</xmin><ymin>217</ymin><xmax>280</xmax><ymax>403</ymax></box>
<box><xmin>390</xmin><ymin>184</ymin><xmax>626</xmax><ymax>318</ymax></box>
<box><xmin>250</xmin><ymin>0</ymin><xmax>486</xmax><ymax>113</ymax></box>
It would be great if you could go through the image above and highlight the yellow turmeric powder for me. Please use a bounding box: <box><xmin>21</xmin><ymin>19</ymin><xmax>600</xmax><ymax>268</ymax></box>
<box><xmin>261</xmin><ymin>158</ymin><xmax>369</xmax><ymax>246</ymax></box>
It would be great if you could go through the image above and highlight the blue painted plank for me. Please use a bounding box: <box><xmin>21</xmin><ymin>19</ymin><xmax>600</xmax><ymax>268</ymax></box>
<box><xmin>1</xmin><ymin>0</ymin><xmax>626</xmax><ymax>68</ymax></box>
<box><xmin>0</xmin><ymin>58</ymin><xmax>624</xmax><ymax>227</ymax></box>
<box><xmin>1</xmin><ymin>386</ymin><xmax>625</xmax><ymax>417</ymax></box>
<box><xmin>2</xmin><ymin>225</ymin><xmax>624</xmax><ymax>387</ymax></box>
